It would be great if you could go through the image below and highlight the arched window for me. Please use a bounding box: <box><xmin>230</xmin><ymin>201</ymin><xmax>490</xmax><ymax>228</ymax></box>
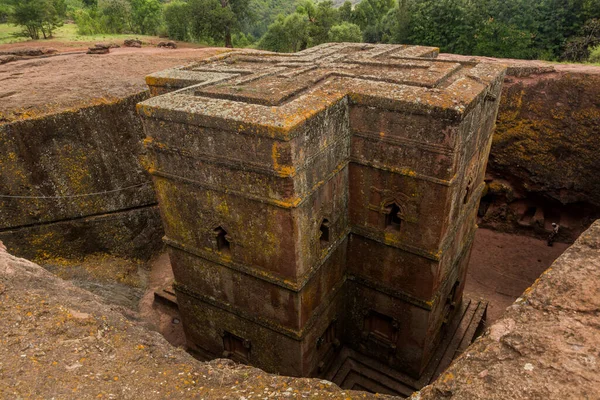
<box><xmin>385</xmin><ymin>203</ymin><xmax>402</xmax><ymax>232</ymax></box>
<box><xmin>463</xmin><ymin>178</ymin><xmax>473</xmax><ymax>204</ymax></box>
<box><xmin>214</xmin><ymin>226</ymin><xmax>231</xmax><ymax>254</ymax></box>
<box><xmin>319</xmin><ymin>219</ymin><xmax>330</xmax><ymax>245</ymax></box>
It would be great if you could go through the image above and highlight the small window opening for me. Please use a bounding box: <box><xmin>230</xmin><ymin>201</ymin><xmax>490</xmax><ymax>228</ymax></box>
<box><xmin>214</xmin><ymin>226</ymin><xmax>231</xmax><ymax>254</ymax></box>
<box><xmin>222</xmin><ymin>331</ymin><xmax>250</xmax><ymax>363</ymax></box>
<box><xmin>385</xmin><ymin>203</ymin><xmax>402</xmax><ymax>232</ymax></box>
<box><xmin>463</xmin><ymin>178</ymin><xmax>473</xmax><ymax>204</ymax></box>
<box><xmin>320</xmin><ymin>219</ymin><xmax>330</xmax><ymax>244</ymax></box>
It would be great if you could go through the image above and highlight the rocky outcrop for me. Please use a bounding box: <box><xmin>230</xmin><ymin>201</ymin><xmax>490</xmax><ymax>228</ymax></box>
<box><xmin>0</xmin><ymin>241</ymin><xmax>387</xmax><ymax>399</ymax></box>
<box><xmin>157</xmin><ymin>41</ymin><xmax>177</xmax><ymax>49</ymax></box>
<box><xmin>0</xmin><ymin>47</ymin><xmax>224</xmax><ymax>263</ymax></box>
<box><xmin>481</xmin><ymin>66</ymin><xmax>600</xmax><ymax>241</ymax></box>
<box><xmin>439</xmin><ymin>54</ymin><xmax>600</xmax><ymax>242</ymax></box>
<box><xmin>413</xmin><ymin>219</ymin><xmax>600</xmax><ymax>399</ymax></box>
<box><xmin>87</xmin><ymin>44</ymin><xmax>111</xmax><ymax>55</ymax></box>
<box><xmin>0</xmin><ymin>92</ymin><xmax>162</xmax><ymax>261</ymax></box>
<box><xmin>124</xmin><ymin>39</ymin><xmax>142</xmax><ymax>48</ymax></box>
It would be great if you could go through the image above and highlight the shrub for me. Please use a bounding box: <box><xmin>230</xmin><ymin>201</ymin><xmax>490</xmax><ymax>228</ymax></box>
<box><xmin>73</xmin><ymin>8</ymin><xmax>102</xmax><ymax>34</ymax></box>
<box><xmin>99</xmin><ymin>0</ymin><xmax>131</xmax><ymax>33</ymax></box>
<box><xmin>164</xmin><ymin>0</ymin><xmax>190</xmax><ymax>41</ymax></box>
<box><xmin>232</xmin><ymin>31</ymin><xmax>254</xmax><ymax>47</ymax></box>
<box><xmin>6</xmin><ymin>0</ymin><xmax>64</xmax><ymax>39</ymax></box>
<box><xmin>328</xmin><ymin>22</ymin><xmax>362</xmax><ymax>43</ymax></box>
<box><xmin>589</xmin><ymin>45</ymin><xmax>600</xmax><ymax>63</ymax></box>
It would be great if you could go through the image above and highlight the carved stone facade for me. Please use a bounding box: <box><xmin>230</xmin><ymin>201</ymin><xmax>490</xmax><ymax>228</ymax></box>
<box><xmin>138</xmin><ymin>43</ymin><xmax>505</xmax><ymax>380</ymax></box>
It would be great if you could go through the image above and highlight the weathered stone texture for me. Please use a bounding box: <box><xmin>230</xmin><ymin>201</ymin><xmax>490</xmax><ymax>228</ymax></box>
<box><xmin>0</xmin><ymin>47</ymin><xmax>225</xmax><ymax>261</ymax></box>
<box><xmin>0</xmin><ymin>93</ymin><xmax>161</xmax><ymax>260</ymax></box>
<box><xmin>0</xmin><ymin>241</ymin><xmax>387</xmax><ymax>399</ymax></box>
<box><xmin>0</xmin><ymin>206</ymin><xmax>163</xmax><ymax>261</ymax></box>
<box><xmin>413</xmin><ymin>219</ymin><xmax>600</xmax><ymax>399</ymax></box>
<box><xmin>482</xmin><ymin>71</ymin><xmax>600</xmax><ymax>240</ymax></box>
<box><xmin>139</xmin><ymin>43</ymin><xmax>505</xmax><ymax>379</ymax></box>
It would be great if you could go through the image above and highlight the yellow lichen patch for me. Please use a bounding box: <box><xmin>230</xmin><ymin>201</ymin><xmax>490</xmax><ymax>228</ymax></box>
<box><xmin>441</xmin><ymin>371</ymin><xmax>455</xmax><ymax>384</ymax></box>
<box><xmin>39</xmin><ymin>253</ymin><xmax>144</xmax><ymax>288</ymax></box>
<box><xmin>271</xmin><ymin>143</ymin><xmax>296</xmax><ymax>177</ymax></box>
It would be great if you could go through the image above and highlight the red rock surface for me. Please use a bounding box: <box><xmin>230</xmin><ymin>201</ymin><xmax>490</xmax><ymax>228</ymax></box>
<box><xmin>0</xmin><ymin>47</ymin><xmax>227</xmax><ymax>123</ymax></box>
<box><xmin>414</xmin><ymin>220</ymin><xmax>600</xmax><ymax>399</ymax></box>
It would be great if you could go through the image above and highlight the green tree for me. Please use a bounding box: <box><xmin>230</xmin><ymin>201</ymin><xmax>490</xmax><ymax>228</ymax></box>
<box><xmin>328</xmin><ymin>21</ymin><xmax>362</xmax><ymax>42</ymax></box>
<box><xmin>258</xmin><ymin>12</ymin><xmax>309</xmax><ymax>52</ymax></box>
<box><xmin>129</xmin><ymin>0</ymin><xmax>161</xmax><ymax>35</ymax></box>
<box><xmin>0</xmin><ymin>3</ymin><xmax>11</xmax><ymax>23</ymax></box>
<box><xmin>339</xmin><ymin>1</ymin><xmax>352</xmax><ymax>22</ymax></box>
<box><xmin>244</xmin><ymin>0</ymin><xmax>298</xmax><ymax>39</ymax></box>
<box><xmin>351</xmin><ymin>0</ymin><xmax>395</xmax><ymax>31</ymax></box>
<box><xmin>164</xmin><ymin>0</ymin><xmax>190</xmax><ymax>41</ymax></box>
<box><xmin>189</xmin><ymin>0</ymin><xmax>251</xmax><ymax>47</ymax></box>
<box><xmin>562</xmin><ymin>18</ymin><xmax>600</xmax><ymax>61</ymax></box>
<box><xmin>406</xmin><ymin>0</ymin><xmax>483</xmax><ymax>54</ymax></box>
<box><xmin>297</xmin><ymin>0</ymin><xmax>339</xmax><ymax>46</ymax></box>
<box><xmin>473</xmin><ymin>18</ymin><xmax>535</xmax><ymax>59</ymax></box>
<box><xmin>4</xmin><ymin>0</ymin><xmax>64</xmax><ymax>39</ymax></box>
<box><xmin>589</xmin><ymin>44</ymin><xmax>600</xmax><ymax>63</ymax></box>
<box><xmin>380</xmin><ymin>0</ymin><xmax>412</xmax><ymax>44</ymax></box>
<box><xmin>98</xmin><ymin>0</ymin><xmax>131</xmax><ymax>34</ymax></box>
<box><xmin>232</xmin><ymin>31</ymin><xmax>255</xmax><ymax>47</ymax></box>
<box><xmin>73</xmin><ymin>7</ymin><xmax>101</xmax><ymax>34</ymax></box>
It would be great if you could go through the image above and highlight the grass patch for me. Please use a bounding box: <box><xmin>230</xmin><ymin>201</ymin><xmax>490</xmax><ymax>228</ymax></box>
<box><xmin>0</xmin><ymin>22</ymin><xmax>159</xmax><ymax>47</ymax></box>
<box><xmin>0</xmin><ymin>23</ymin><xmax>24</xmax><ymax>44</ymax></box>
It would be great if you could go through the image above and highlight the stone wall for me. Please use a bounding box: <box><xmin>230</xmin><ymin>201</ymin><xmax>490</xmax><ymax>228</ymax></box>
<box><xmin>413</xmin><ymin>219</ymin><xmax>600</xmax><ymax>399</ymax></box>
<box><xmin>0</xmin><ymin>93</ymin><xmax>163</xmax><ymax>261</ymax></box>
<box><xmin>481</xmin><ymin>66</ymin><xmax>600</xmax><ymax>241</ymax></box>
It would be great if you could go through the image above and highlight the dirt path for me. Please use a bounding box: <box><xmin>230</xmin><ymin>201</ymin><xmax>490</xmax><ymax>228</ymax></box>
<box><xmin>465</xmin><ymin>228</ymin><xmax>569</xmax><ymax>322</ymax></box>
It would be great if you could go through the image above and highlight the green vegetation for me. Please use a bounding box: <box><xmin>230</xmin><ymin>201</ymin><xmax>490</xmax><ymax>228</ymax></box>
<box><xmin>72</xmin><ymin>0</ymin><xmax>162</xmax><ymax>35</ymax></box>
<box><xmin>0</xmin><ymin>22</ymin><xmax>157</xmax><ymax>44</ymax></box>
<box><xmin>328</xmin><ymin>21</ymin><xmax>361</xmax><ymax>42</ymax></box>
<box><xmin>2</xmin><ymin>0</ymin><xmax>64</xmax><ymax>39</ymax></box>
<box><xmin>1</xmin><ymin>0</ymin><xmax>599</xmax><ymax>63</ymax></box>
<box><xmin>257</xmin><ymin>0</ymin><xmax>600</xmax><ymax>61</ymax></box>
<box><xmin>589</xmin><ymin>45</ymin><xmax>600</xmax><ymax>63</ymax></box>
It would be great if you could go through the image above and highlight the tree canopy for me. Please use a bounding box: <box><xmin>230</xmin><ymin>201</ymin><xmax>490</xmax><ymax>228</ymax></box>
<box><xmin>3</xmin><ymin>0</ymin><xmax>599</xmax><ymax>63</ymax></box>
<box><xmin>2</xmin><ymin>0</ymin><xmax>64</xmax><ymax>39</ymax></box>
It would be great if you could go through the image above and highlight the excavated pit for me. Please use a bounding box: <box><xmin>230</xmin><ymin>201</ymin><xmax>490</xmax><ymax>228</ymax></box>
<box><xmin>1</xmin><ymin>45</ymin><xmax>599</xmax><ymax>398</ymax></box>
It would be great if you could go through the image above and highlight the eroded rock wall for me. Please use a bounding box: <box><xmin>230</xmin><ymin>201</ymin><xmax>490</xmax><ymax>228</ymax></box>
<box><xmin>480</xmin><ymin>68</ymin><xmax>600</xmax><ymax>241</ymax></box>
<box><xmin>0</xmin><ymin>93</ymin><xmax>163</xmax><ymax>261</ymax></box>
<box><xmin>413</xmin><ymin>219</ymin><xmax>600</xmax><ymax>399</ymax></box>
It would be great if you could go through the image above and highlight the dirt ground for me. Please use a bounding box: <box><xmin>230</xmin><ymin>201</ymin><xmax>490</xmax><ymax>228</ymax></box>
<box><xmin>139</xmin><ymin>252</ymin><xmax>186</xmax><ymax>347</ymax></box>
<box><xmin>0</xmin><ymin>241</ymin><xmax>379</xmax><ymax>400</ymax></box>
<box><xmin>464</xmin><ymin>228</ymin><xmax>569</xmax><ymax>322</ymax></box>
<box><xmin>0</xmin><ymin>45</ymin><xmax>226</xmax><ymax>122</ymax></box>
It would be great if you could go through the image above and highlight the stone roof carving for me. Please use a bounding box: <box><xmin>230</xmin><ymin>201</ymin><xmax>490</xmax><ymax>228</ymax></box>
<box><xmin>140</xmin><ymin>43</ymin><xmax>505</xmax><ymax>140</ymax></box>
